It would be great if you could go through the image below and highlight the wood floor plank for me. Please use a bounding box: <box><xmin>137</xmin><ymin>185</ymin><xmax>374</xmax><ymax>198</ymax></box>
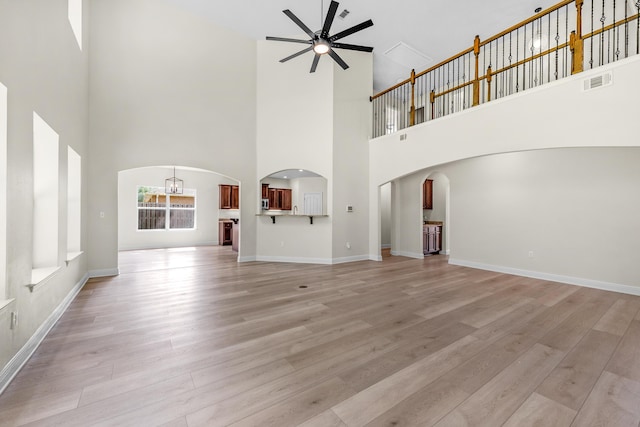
<box><xmin>536</xmin><ymin>329</ymin><xmax>620</xmax><ymax>411</ymax></box>
<box><xmin>605</xmin><ymin>320</ymin><xmax>640</xmax><ymax>383</ymax></box>
<box><xmin>333</xmin><ymin>335</ymin><xmax>479</xmax><ymax>426</ymax></box>
<box><xmin>1</xmin><ymin>247</ymin><xmax>638</xmax><ymax>427</ymax></box>
<box><xmin>593</xmin><ymin>298</ymin><xmax>640</xmax><ymax>336</ymax></box>
<box><xmin>570</xmin><ymin>371</ymin><xmax>640</xmax><ymax>427</ymax></box>
<box><xmin>434</xmin><ymin>343</ymin><xmax>565</xmax><ymax>427</ymax></box>
<box><xmin>228</xmin><ymin>377</ymin><xmax>354</xmax><ymax>427</ymax></box>
<box><xmin>502</xmin><ymin>392</ymin><xmax>576</xmax><ymax>427</ymax></box>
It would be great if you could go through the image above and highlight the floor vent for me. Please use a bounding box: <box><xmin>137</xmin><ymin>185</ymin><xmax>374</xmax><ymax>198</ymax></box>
<box><xmin>583</xmin><ymin>72</ymin><xmax>613</xmax><ymax>91</ymax></box>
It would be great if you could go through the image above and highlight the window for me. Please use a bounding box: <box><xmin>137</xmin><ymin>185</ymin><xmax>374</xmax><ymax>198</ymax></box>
<box><xmin>32</xmin><ymin>112</ymin><xmax>60</xmax><ymax>283</ymax></box>
<box><xmin>67</xmin><ymin>147</ymin><xmax>81</xmax><ymax>259</ymax></box>
<box><xmin>137</xmin><ymin>186</ymin><xmax>196</xmax><ymax>230</ymax></box>
<box><xmin>0</xmin><ymin>83</ymin><xmax>7</xmax><ymax>300</ymax></box>
<box><xmin>68</xmin><ymin>0</ymin><xmax>82</xmax><ymax>50</ymax></box>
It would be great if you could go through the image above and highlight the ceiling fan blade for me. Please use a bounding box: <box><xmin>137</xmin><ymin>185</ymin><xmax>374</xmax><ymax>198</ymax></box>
<box><xmin>266</xmin><ymin>36</ymin><xmax>313</xmax><ymax>45</ymax></box>
<box><xmin>330</xmin><ymin>42</ymin><xmax>373</xmax><ymax>52</ymax></box>
<box><xmin>310</xmin><ymin>54</ymin><xmax>321</xmax><ymax>73</ymax></box>
<box><xmin>329</xmin><ymin>19</ymin><xmax>374</xmax><ymax>42</ymax></box>
<box><xmin>321</xmin><ymin>1</ymin><xmax>340</xmax><ymax>37</ymax></box>
<box><xmin>328</xmin><ymin>49</ymin><xmax>349</xmax><ymax>70</ymax></box>
<box><xmin>283</xmin><ymin>9</ymin><xmax>316</xmax><ymax>39</ymax></box>
<box><xmin>280</xmin><ymin>46</ymin><xmax>314</xmax><ymax>63</ymax></box>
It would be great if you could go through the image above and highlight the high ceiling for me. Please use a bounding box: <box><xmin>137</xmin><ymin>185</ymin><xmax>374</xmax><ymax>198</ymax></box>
<box><xmin>164</xmin><ymin>0</ymin><xmax>560</xmax><ymax>92</ymax></box>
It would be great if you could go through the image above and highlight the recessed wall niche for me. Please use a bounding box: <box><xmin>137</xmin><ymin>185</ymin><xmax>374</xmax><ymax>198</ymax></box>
<box><xmin>260</xmin><ymin>169</ymin><xmax>327</xmax><ymax>215</ymax></box>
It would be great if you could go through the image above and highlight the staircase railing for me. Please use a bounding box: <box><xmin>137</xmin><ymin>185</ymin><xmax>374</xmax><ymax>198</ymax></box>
<box><xmin>371</xmin><ymin>0</ymin><xmax>640</xmax><ymax>138</ymax></box>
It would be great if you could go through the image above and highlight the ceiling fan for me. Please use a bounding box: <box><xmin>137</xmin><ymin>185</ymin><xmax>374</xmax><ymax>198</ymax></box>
<box><xmin>266</xmin><ymin>0</ymin><xmax>374</xmax><ymax>73</ymax></box>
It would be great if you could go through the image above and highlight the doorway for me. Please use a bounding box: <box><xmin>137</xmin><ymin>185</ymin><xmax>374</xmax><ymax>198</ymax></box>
<box><xmin>422</xmin><ymin>172</ymin><xmax>450</xmax><ymax>256</ymax></box>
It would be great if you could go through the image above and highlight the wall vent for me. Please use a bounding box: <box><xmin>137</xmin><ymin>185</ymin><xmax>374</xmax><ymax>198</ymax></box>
<box><xmin>399</xmin><ymin>134</ymin><xmax>407</xmax><ymax>141</ymax></box>
<box><xmin>583</xmin><ymin>72</ymin><xmax>613</xmax><ymax>91</ymax></box>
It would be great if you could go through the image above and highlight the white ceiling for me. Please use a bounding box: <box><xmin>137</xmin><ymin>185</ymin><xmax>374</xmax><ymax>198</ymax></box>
<box><xmin>163</xmin><ymin>0</ymin><xmax>560</xmax><ymax>92</ymax></box>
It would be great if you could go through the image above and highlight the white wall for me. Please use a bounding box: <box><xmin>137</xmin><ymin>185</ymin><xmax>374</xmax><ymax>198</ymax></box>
<box><xmin>0</xmin><ymin>0</ymin><xmax>89</xmax><ymax>381</ymax></box>
<box><xmin>118</xmin><ymin>167</ymin><xmax>236</xmax><ymax>250</ymax></box>
<box><xmin>392</xmin><ymin>147</ymin><xmax>640</xmax><ymax>292</ymax></box>
<box><xmin>87</xmin><ymin>0</ymin><xmax>257</xmax><ymax>270</ymax></box>
<box><xmin>369</xmin><ymin>55</ymin><xmax>640</xmax><ymax>267</ymax></box>
<box><xmin>380</xmin><ymin>182</ymin><xmax>391</xmax><ymax>248</ymax></box>
<box><xmin>256</xmin><ymin>39</ymin><xmax>372</xmax><ymax>263</ymax></box>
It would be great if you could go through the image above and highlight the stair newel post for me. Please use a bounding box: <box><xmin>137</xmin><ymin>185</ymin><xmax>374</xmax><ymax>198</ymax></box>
<box><xmin>570</xmin><ymin>0</ymin><xmax>584</xmax><ymax>74</ymax></box>
<box><xmin>472</xmin><ymin>35</ymin><xmax>481</xmax><ymax>106</ymax></box>
<box><xmin>409</xmin><ymin>69</ymin><xmax>416</xmax><ymax>127</ymax></box>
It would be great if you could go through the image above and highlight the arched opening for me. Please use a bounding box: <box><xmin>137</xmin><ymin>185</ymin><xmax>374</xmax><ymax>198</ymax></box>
<box><xmin>117</xmin><ymin>165</ymin><xmax>240</xmax><ymax>271</ymax></box>
<box><xmin>422</xmin><ymin>172</ymin><xmax>450</xmax><ymax>256</ymax></box>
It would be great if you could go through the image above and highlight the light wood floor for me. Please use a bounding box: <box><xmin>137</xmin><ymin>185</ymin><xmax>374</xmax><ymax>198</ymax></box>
<box><xmin>1</xmin><ymin>246</ymin><xmax>640</xmax><ymax>426</ymax></box>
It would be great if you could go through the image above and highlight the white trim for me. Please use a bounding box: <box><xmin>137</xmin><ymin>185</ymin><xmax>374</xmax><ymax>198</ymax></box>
<box><xmin>255</xmin><ymin>256</ymin><xmax>333</xmax><ymax>265</ymax></box>
<box><xmin>65</xmin><ymin>251</ymin><xmax>83</xmax><ymax>266</ymax></box>
<box><xmin>448</xmin><ymin>258</ymin><xmax>640</xmax><ymax>297</ymax></box>
<box><xmin>0</xmin><ymin>298</ymin><xmax>14</xmax><ymax>312</ymax></box>
<box><xmin>88</xmin><ymin>268</ymin><xmax>119</xmax><ymax>278</ymax></box>
<box><xmin>390</xmin><ymin>250</ymin><xmax>424</xmax><ymax>259</ymax></box>
<box><xmin>381</xmin><ymin>244</ymin><xmax>391</xmax><ymax>249</ymax></box>
<box><xmin>0</xmin><ymin>273</ymin><xmax>88</xmax><ymax>395</ymax></box>
<box><xmin>254</xmin><ymin>255</ymin><xmax>370</xmax><ymax>265</ymax></box>
<box><xmin>331</xmin><ymin>255</ymin><xmax>370</xmax><ymax>264</ymax></box>
<box><xmin>27</xmin><ymin>266</ymin><xmax>62</xmax><ymax>292</ymax></box>
<box><xmin>369</xmin><ymin>254</ymin><xmax>383</xmax><ymax>261</ymax></box>
<box><xmin>237</xmin><ymin>256</ymin><xmax>257</xmax><ymax>263</ymax></box>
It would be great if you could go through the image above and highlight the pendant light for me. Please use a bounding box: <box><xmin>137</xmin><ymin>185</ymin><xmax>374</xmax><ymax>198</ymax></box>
<box><xmin>165</xmin><ymin>167</ymin><xmax>184</xmax><ymax>195</ymax></box>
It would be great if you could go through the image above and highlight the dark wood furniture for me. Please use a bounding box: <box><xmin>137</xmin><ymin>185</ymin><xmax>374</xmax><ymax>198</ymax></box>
<box><xmin>423</xmin><ymin>179</ymin><xmax>433</xmax><ymax>210</ymax></box>
<box><xmin>219</xmin><ymin>185</ymin><xmax>239</xmax><ymax>209</ymax></box>
<box><xmin>219</xmin><ymin>220</ymin><xmax>232</xmax><ymax>246</ymax></box>
<box><xmin>267</xmin><ymin>187</ymin><xmax>292</xmax><ymax>210</ymax></box>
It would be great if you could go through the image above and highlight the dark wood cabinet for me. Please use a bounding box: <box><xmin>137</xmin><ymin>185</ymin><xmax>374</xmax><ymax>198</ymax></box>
<box><xmin>266</xmin><ymin>186</ymin><xmax>292</xmax><ymax>210</ymax></box>
<box><xmin>423</xmin><ymin>179</ymin><xmax>433</xmax><ymax>210</ymax></box>
<box><xmin>219</xmin><ymin>185</ymin><xmax>239</xmax><ymax>209</ymax></box>
<box><xmin>261</xmin><ymin>184</ymin><xmax>269</xmax><ymax>199</ymax></box>
<box><xmin>219</xmin><ymin>221</ymin><xmax>232</xmax><ymax>245</ymax></box>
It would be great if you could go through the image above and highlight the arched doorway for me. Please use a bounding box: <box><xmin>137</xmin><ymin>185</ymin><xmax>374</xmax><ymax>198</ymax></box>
<box><xmin>117</xmin><ymin>165</ymin><xmax>241</xmax><ymax>270</ymax></box>
<box><xmin>422</xmin><ymin>172</ymin><xmax>450</xmax><ymax>256</ymax></box>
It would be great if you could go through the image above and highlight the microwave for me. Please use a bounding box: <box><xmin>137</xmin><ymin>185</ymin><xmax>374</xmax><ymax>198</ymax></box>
<box><xmin>261</xmin><ymin>198</ymin><xmax>269</xmax><ymax>210</ymax></box>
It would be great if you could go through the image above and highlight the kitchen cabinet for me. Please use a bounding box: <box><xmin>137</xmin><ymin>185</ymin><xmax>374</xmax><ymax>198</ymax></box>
<box><xmin>219</xmin><ymin>185</ymin><xmax>239</xmax><ymax>209</ymax></box>
<box><xmin>423</xmin><ymin>179</ymin><xmax>433</xmax><ymax>210</ymax></box>
<box><xmin>219</xmin><ymin>220</ymin><xmax>232</xmax><ymax>246</ymax></box>
<box><xmin>423</xmin><ymin>223</ymin><xmax>442</xmax><ymax>255</ymax></box>
<box><xmin>268</xmin><ymin>187</ymin><xmax>292</xmax><ymax>210</ymax></box>
<box><xmin>261</xmin><ymin>184</ymin><xmax>269</xmax><ymax>199</ymax></box>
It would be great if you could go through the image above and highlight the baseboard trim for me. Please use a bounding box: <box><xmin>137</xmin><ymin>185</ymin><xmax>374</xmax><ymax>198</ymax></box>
<box><xmin>88</xmin><ymin>268</ymin><xmax>119</xmax><ymax>278</ymax></box>
<box><xmin>331</xmin><ymin>255</ymin><xmax>370</xmax><ymax>264</ymax></box>
<box><xmin>369</xmin><ymin>255</ymin><xmax>383</xmax><ymax>261</ymax></box>
<box><xmin>237</xmin><ymin>256</ymin><xmax>257</xmax><ymax>263</ymax></box>
<box><xmin>255</xmin><ymin>256</ymin><xmax>333</xmax><ymax>265</ymax></box>
<box><xmin>381</xmin><ymin>244</ymin><xmax>391</xmax><ymax>249</ymax></box>
<box><xmin>254</xmin><ymin>255</ymin><xmax>370</xmax><ymax>265</ymax></box>
<box><xmin>0</xmin><ymin>273</ymin><xmax>89</xmax><ymax>395</ymax></box>
<box><xmin>390</xmin><ymin>250</ymin><xmax>424</xmax><ymax>259</ymax></box>
<box><xmin>448</xmin><ymin>258</ymin><xmax>640</xmax><ymax>297</ymax></box>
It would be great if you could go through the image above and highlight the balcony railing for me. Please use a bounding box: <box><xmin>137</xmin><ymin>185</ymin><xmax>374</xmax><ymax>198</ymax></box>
<box><xmin>371</xmin><ymin>0</ymin><xmax>640</xmax><ymax>138</ymax></box>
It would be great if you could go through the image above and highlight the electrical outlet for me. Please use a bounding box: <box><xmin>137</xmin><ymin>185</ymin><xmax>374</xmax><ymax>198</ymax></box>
<box><xmin>10</xmin><ymin>311</ymin><xmax>17</xmax><ymax>330</ymax></box>
<box><xmin>528</xmin><ymin>251</ymin><xmax>534</xmax><ymax>258</ymax></box>
<box><xmin>346</xmin><ymin>242</ymin><xmax>351</xmax><ymax>249</ymax></box>
<box><xmin>280</xmin><ymin>241</ymin><xmax>285</xmax><ymax>247</ymax></box>
<box><xmin>99</xmin><ymin>211</ymin><xmax>105</xmax><ymax>218</ymax></box>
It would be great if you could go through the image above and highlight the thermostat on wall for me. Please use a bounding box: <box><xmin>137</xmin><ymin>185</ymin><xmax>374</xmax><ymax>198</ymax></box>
<box><xmin>346</xmin><ymin>205</ymin><xmax>353</xmax><ymax>212</ymax></box>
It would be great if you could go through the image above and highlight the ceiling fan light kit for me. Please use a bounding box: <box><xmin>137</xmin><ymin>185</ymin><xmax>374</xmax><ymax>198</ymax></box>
<box><xmin>266</xmin><ymin>0</ymin><xmax>374</xmax><ymax>73</ymax></box>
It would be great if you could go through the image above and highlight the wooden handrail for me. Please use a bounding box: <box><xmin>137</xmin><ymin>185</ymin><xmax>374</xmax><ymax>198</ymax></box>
<box><xmin>371</xmin><ymin>0</ymin><xmax>640</xmax><ymax>137</ymax></box>
<box><xmin>583</xmin><ymin>12</ymin><xmax>640</xmax><ymax>41</ymax></box>
<box><xmin>372</xmin><ymin>47</ymin><xmax>474</xmax><ymax>100</ymax></box>
<box><xmin>480</xmin><ymin>0</ymin><xmax>575</xmax><ymax>46</ymax></box>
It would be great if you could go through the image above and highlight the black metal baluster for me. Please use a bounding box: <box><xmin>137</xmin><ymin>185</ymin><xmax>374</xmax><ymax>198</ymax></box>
<box><xmin>516</xmin><ymin>27</ymin><xmax>520</xmax><ymax>92</ymax></box>
<box><xmin>600</xmin><ymin>0</ymin><xmax>605</xmax><ymax>66</ymax></box>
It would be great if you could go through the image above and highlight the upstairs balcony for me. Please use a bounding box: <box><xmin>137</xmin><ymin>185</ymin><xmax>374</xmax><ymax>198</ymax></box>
<box><xmin>371</xmin><ymin>0</ymin><xmax>640</xmax><ymax>138</ymax></box>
